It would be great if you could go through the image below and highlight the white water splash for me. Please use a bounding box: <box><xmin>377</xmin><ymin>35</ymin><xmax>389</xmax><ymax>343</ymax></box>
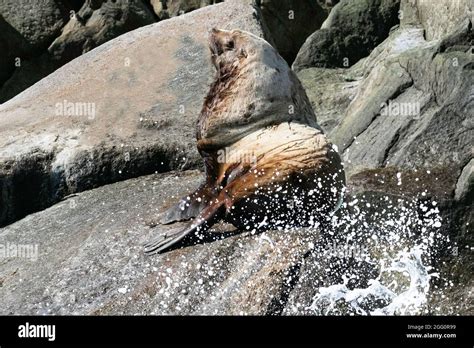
<box><xmin>305</xmin><ymin>191</ymin><xmax>445</xmax><ymax>316</ymax></box>
<box><xmin>309</xmin><ymin>246</ymin><xmax>437</xmax><ymax>315</ymax></box>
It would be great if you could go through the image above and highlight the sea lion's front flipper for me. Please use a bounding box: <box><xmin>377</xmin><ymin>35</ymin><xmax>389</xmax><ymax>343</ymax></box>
<box><xmin>144</xmin><ymin>199</ymin><xmax>225</xmax><ymax>254</ymax></box>
<box><xmin>159</xmin><ymin>198</ymin><xmax>204</xmax><ymax>225</ymax></box>
<box><xmin>143</xmin><ymin>225</ymin><xmax>193</xmax><ymax>255</ymax></box>
<box><xmin>159</xmin><ymin>183</ymin><xmax>218</xmax><ymax>225</ymax></box>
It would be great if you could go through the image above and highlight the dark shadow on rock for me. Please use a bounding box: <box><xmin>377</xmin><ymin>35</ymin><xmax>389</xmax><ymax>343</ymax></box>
<box><xmin>292</xmin><ymin>0</ymin><xmax>401</xmax><ymax>71</ymax></box>
<box><xmin>0</xmin><ymin>144</ymin><xmax>179</xmax><ymax>227</ymax></box>
<box><xmin>0</xmin><ymin>15</ymin><xmax>37</xmax><ymax>88</ymax></box>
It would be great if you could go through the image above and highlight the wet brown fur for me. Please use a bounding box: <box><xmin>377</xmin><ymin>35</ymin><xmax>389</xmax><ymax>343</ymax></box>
<box><xmin>145</xmin><ymin>29</ymin><xmax>345</xmax><ymax>254</ymax></box>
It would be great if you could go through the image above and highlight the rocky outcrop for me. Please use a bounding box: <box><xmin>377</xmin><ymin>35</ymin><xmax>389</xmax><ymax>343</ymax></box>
<box><xmin>0</xmin><ymin>0</ymin><xmax>157</xmax><ymax>103</ymax></box>
<box><xmin>292</xmin><ymin>0</ymin><xmax>401</xmax><ymax>71</ymax></box>
<box><xmin>0</xmin><ymin>0</ymin><xmax>73</xmax><ymax>87</ymax></box>
<box><xmin>296</xmin><ymin>0</ymin><xmax>473</xmax><ymax>180</ymax></box>
<box><xmin>0</xmin><ymin>170</ymin><xmax>460</xmax><ymax>315</ymax></box>
<box><xmin>48</xmin><ymin>0</ymin><xmax>156</xmax><ymax>64</ymax></box>
<box><xmin>400</xmin><ymin>0</ymin><xmax>473</xmax><ymax>40</ymax></box>
<box><xmin>0</xmin><ymin>0</ymin><xmax>73</xmax><ymax>53</ymax></box>
<box><xmin>1</xmin><ymin>0</ymin><xmax>334</xmax><ymax>103</ymax></box>
<box><xmin>325</xmin><ymin>21</ymin><xmax>473</xmax><ymax>184</ymax></box>
<box><xmin>295</xmin><ymin>0</ymin><xmax>473</xmax><ymax>314</ymax></box>
<box><xmin>0</xmin><ymin>0</ymin><xmax>269</xmax><ymax>227</ymax></box>
<box><xmin>0</xmin><ymin>0</ymin><xmax>233</xmax><ymax>104</ymax></box>
<box><xmin>0</xmin><ymin>0</ymin><xmax>339</xmax><ymax>102</ymax></box>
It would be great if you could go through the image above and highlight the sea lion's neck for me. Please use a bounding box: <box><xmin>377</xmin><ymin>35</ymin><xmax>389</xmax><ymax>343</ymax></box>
<box><xmin>197</xmin><ymin>58</ymin><xmax>242</xmax><ymax>141</ymax></box>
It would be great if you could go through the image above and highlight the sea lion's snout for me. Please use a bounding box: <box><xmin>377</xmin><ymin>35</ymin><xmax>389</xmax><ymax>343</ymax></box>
<box><xmin>208</xmin><ymin>28</ymin><xmax>236</xmax><ymax>57</ymax></box>
<box><xmin>208</xmin><ymin>28</ymin><xmax>249</xmax><ymax>73</ymax></box>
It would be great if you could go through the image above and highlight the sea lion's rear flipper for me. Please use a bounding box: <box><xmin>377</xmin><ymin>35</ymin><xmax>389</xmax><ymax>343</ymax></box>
<box><xmin>144</xmin><ymin>199</ymin><xmax>225</xmax><ymax>254</ymax></box>
<box><xmin>159</xmin><ymin>183</ymin><xmax>217</xmax><ymax>225</ymax></box>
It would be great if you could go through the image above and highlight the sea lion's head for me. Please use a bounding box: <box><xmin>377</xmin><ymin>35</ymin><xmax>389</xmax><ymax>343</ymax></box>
<box><xmin>198</xmin><ymin>29</ymin><xmax>320</xmax><ymax>151</ymax></box>
<box><xmin>208</xmin><ymin>28</ymin><xmax>249</xmax><ymax>77</ymax></box>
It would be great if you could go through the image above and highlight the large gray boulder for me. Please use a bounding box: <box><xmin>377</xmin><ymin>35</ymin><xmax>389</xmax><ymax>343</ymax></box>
<box><xmin>0</xmin><ymin>0</ymin><xmax>269</xmax><ymax>227</ymax></box>
<box><xmin>400</xmin><ymin>0</ymin><xmax>473</xmax><ymax>40</ymax></box>
<box><xmin>48</xmin><ymin>0</ymin><xmax>157</xmax><ymax>64</ymax></box>
<box><xmin>292</xmin><ymin>0</ymin><xmax>401</xmax><ymax>71</ymax></box>
<box><xmin>0</xmin><ymin>170</ymin><xmax>315</xmax><ymax>315</ymax></box>
<box><xmin>0</xmin><ymin>170</ymin><xmax>460</xmax><ymax>315</ymax></box>
<box><xmin>0</xmin><ymin>0</ymin><xmax>70</xmax><ymax>52</ymax></box>
<box><xmin>0</xmin><ymin>0</ymin><xmax>471</xmax><ymax>317</ymax></box>
<box><xmin>330</xmin><ymin>24</ymin><xmax>473</xmax><ymax>178</ymax></box>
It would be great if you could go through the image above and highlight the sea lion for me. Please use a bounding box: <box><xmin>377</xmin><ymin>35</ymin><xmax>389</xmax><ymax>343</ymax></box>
<box><xmin>144</xmin><ymin>29</ymin><xmax>345</xmax><ymax>254</ymax></box>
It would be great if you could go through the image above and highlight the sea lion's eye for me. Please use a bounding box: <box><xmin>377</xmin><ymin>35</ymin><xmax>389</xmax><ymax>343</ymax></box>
<box><xmin>225</xmin><ymin>40</ymin><xmax>235</xmax><ymax>51</ymax></box>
